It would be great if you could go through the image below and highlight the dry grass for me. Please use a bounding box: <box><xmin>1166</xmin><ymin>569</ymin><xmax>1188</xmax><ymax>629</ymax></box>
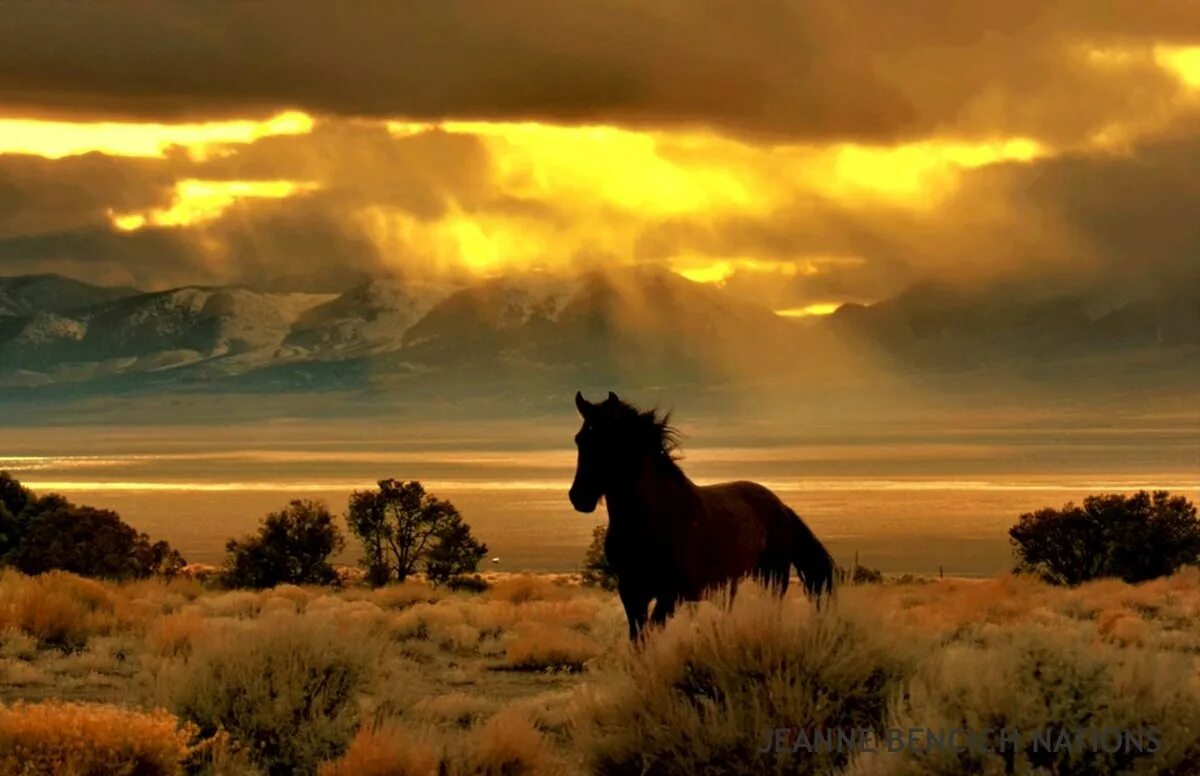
<box><xmin>489</xmin><ymin>573</ymin><xmax>574</xmax><ymax>604</ymax></box>
<box><xmin>0</xmin><ymin>700</ymin><xmax>195</xmax><ymax>775</ymax></box>
<box><xmin>0</xmin><ymin>569</ymin><xmax>1198</xmax><ymax>775</ymax></box>
<box><xmin>571</xmin><ymin>584</ymin><xmax>915</xmax><ymax>775</ymax></box>
<box><xmin>166</xmin><ymin>611</ymin><xmax>376</xmax><ymax>775</ymax></box>
<box><xmin>318</xmin><ymin>724</ymin><xmax>441</xmax><ymax>776</ymax></box>
<box><xmin>505</xmin><ymin>622</ymin><xmax>603</xmax><ymax>671</ymax></box>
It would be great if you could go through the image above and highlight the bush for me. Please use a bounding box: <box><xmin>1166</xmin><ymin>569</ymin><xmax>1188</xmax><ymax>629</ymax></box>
<box><xmin>1011</xmin><ymin>491</ymin><xmax>1200</xmax><ymax>585</ymax></box>
<box><xmin>0</xmin><ymin>701</ymin><xmax>196</xmax><ymax>775</ymax></box>
<box><xmin>852</xmin><ymin>564</ymin><xmax>884</xmax><ymax>585</ymax></box>
<box><xmin>505</xmin><ymin>622</ymin><xmax>601</xmax><ymax>671</ymax></box>
<box><xmin>573</xmin><ymin>583</ymin><xmax>914</xmax><ymax>775</ymax></box>
<box><xmin>169</xmin><ymin>612</ymin><xmax>374</xmax><ymax>775</ymax></box>
<box><xmin>854</xmin><ymin>626</ymin><xmax>1200</xmax><ymax>775</ymax></box>
<box><xmin>320</xmin><ymin>710</ymin><xmax>566</xmax><ymax>776</ymax></box>
<box><xmin>581</xmin><ymin>524</ymin><xmax>618</xmax><ymax>591</ymax></box>
<box><xmin>346</xmin><ymin>480</ymin><xmax>487</xmax><ymax>586</ymax></box>
<box><xmin>319</xmin><ymin>724</ymin><xmax>441</xmax><ymax>776</ymax></box>
<box><xmin>446</xmin><ymin>573</ymin><xmax>490</xmax><ymax>593</ymax></box>
<box><xmin>223</xmin><ymin>499</ymin><xmax>344</xmax><ymax>589</ymax></box>
<box><xmin>0</xmin><ymin>570</ymin><xmax>121</xmax><ymax>651</ymax></box>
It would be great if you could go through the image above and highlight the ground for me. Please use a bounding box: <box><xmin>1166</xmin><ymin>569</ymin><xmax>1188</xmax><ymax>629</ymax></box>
<box><xmin>1</xmin><ymin>568</ymin><xmax>1198</xmax><ymax>774</ymax></box>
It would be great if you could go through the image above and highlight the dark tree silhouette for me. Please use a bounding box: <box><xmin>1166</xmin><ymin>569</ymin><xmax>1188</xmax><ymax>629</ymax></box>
<box><xmin>345</xmin><ymin>479</ymin><xmax>487</xmax><ymax>585</ymax></box>
<box><xmin>0</xmin><ymin>471</ymin><xmax>34</xmax><ymax>558</ymax></box>
<box><xmin>12</xmin><ymin>499</ymin><xmax>185</xmax><ymax>580</ymax></box>
<box><xmin>425</xmin><ymin>519</ymin><xmax>488</xmax><ymax>586</ymax></box>
<box><xmin>1010</xmin><ymin>490</ymin><xmax>1200</xmax><ymax>585</ymax></box>
<box><xmin>224</xmin><ymin>499</ymin><xmax>344</xmax><ymax>589</ymax></box>
<box><xmin>580</xmin><ymin>524</ymin><xmax>618</xmax><ymax>591</ymax></box>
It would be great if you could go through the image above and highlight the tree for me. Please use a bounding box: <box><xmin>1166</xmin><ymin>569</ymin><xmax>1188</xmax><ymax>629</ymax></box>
<box><xmin>224</xmin><ymin>499</ymin><xmax>344</xmax><ymax>589</ymax></box>
<box><xmin>581</xmin><ymin>524</ymin><xmax>618</xmax><ymax>591</ymax></box>
<box><xmin>345</xmin><ymin>480</ymin><xmax>488</xmax><ymax>585</ymax></box>
<box><xmin>425</xmin><ymin>518</ymin><xmax>488</xmax><ymax>586</ymax></box>
<box><xmin>12</xmin><ymin>499</ymin><xmax>186</xmax><ymax>580</ymax></box>
<box><xmin>1010</xmin><ymin>490</ymin><xmax>1200</xmax><ymax>586</ymax></box>
<box><xmin>0</xmin><ymin>471</ymin><xmax>34</xmax><ymax>558</ymax></box>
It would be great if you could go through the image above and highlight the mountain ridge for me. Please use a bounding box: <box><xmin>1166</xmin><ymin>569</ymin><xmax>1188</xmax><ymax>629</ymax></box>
<box><xmin>0</xmin><ymin>269</ymin><xmax>1196</xmax><ymax>401</ymax></box>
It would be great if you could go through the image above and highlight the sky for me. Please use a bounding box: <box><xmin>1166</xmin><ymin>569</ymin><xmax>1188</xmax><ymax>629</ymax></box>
<box><xmin>1</xmin><ymin>1</ymin><xmax>1199</xmax><ymax>315</ymax></box>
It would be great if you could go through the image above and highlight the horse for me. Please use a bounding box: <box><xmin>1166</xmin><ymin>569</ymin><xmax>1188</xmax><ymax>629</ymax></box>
<box><xmin>568</xmin><ymin>390</ymin><xmax>835</xmax><ymax>641</ymax></box>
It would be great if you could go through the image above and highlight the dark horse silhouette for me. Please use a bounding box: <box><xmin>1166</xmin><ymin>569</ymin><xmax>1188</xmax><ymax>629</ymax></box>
<box><xmin>569</xmin><ymin>391</ymin><xmax>835</xmax><ymax>641</ymax></box>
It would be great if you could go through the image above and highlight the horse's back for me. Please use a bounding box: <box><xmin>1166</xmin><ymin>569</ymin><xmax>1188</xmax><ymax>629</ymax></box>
<box><xmin>686</xmin><ymin>480</ymin><xmax>792</xmax><ymax>584</ymax></box>
<box><xmin>698</xmin><ymin>479</ymin><xmax>788</xmax><ymax>517</ymax></box>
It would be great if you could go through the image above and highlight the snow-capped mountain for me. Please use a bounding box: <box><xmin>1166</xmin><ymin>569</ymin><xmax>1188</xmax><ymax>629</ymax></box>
<box><xmin>284</xmin><ymin>276</ymin><xmax>460</xmax><ymax>359</ymax></box>
<box><xmin>0</xmin><ymin>273</ymin><xmax>138</xmax><ymax>318</ymax></box>
<box><xmin>1</xmin><ymin>268</ymin><xmax>1197</xmax><ymax>401</ymax></box>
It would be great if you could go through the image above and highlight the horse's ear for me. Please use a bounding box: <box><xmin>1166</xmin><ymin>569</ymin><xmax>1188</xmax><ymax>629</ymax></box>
<box><xmin>607</xmin><ymin>391</ymin><xmax>620</xmax><ymax>404</ymax></box>
<box><xmin>575</xmin><ymin>391</ymin><xmax>593</xmax><ymax>418</ymax></box>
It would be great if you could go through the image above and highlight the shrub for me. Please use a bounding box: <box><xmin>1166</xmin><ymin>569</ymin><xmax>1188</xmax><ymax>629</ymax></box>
<box><xmin>449</xmin><ymin>707</ymin><xmax>567</xmax><ymax>775</ymax></box>
<box><xmin>0</xmin><ymin>701</ymin><xmax>196</xmax><ymax>775</ymax></box>
<box><xmin>854</xmin><ymin>626</ymin><xmax>1200</xmax><ymax>775</ymax></box>
<box><xmin>1011</xmin><ymin>491</ymin><xmax>1200</xmax><ymax>585</ymax></box>
<box><xmin>346</xmin><ymin>480</ymin><xmax>487</xmax><ymax>586</ymax></box>
<box><xmin>446</xmin><ymin>573</ymin><xmax>490</xmax><ymax>593</ymax></box>
<box><xmin>0</xmin><ymin>570</ymin><xmax>120</xmax><ymax>650</ymax></box>
<box><xmin>489</xmin><ymin>573</ymin><xmax>571</xmax><ymax>604</ymax></box>
<box><xmin>505</xmin><ymin>623</ymin><xmax>601</xmax><ymax>671</ymax></box>
<box><xmin>223</xmin><ymin>499</ymin><xmax>344</xmax><ymax>589</ymax></box>
<box><xmin>169</xmin><ymin>612</ymin><xmax>374</xmax><ymax>775</ymax></box>
<box><xmin>573</xmin><ymin>583</ymin><xmax>915</xmax><ymax>775</ymax></box>
<box><xmin>852</xmin><ymin>564</ymin><xmax>884</xmax><ymax>585</ymax></box>
<box><xmin>318</xmin><ymin>724</ymin><xmax>441</xmax><ymax>776</ymax></box>
<box><xmin>581</xmin><ymin>524</ymin><xmax>618</xmax><ymax>591</ymax></box>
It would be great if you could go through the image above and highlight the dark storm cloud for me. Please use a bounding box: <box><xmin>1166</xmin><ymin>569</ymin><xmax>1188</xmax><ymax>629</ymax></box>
<box><xmin>627</xmin><ymin>107</ymin><xmax>1200</xmax><ymax>309</ymax></box>
<box><xmin>195</xmin><ymin>123</ymin><xmax>493</xmax><ymax>220</ymax></box>
<box><xmin>0</xmin><ymin>154</ymin><xmax>174</xmax><ymax>239</ymax></box>
<box><xmin>2</xmin><ymin>1</ymin><xmax>1198</xmax><ymax>143</ymax></box>
<box><xmin>0</xmin><ymin>224</ymin><xmax>201</xmax><ymax>289</ymax></box>
<box><xmin>0</xmin><ymin>193</ymin><xmax>387</xmax><ymax>293</ymax></box>
<box><xmin>0</xmin><ymin>122</ymin><xmax>509</xmax><ymax>291</ymax></box>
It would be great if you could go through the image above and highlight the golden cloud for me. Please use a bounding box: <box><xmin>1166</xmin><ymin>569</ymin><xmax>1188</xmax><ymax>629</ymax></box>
<box><xmin>0</xmin><ymin>111</ymin><xmax>312</xmax><ymax>159</ymax></box>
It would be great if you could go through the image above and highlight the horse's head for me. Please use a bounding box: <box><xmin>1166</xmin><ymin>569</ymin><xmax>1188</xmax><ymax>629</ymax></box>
<box><xmin>569</xmin><ymin>390</ymin><xmax>677</xmax><ymax>513</ymax></box>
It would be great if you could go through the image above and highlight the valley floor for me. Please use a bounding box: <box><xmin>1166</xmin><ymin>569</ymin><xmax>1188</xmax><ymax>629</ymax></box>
<box><xmin>1</xmin><ymin>569</ymin><xmax>1199</xmax><ymax>774</ymax></box>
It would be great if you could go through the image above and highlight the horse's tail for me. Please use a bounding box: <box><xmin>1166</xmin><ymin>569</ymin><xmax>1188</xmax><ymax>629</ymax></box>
<box><xmin>787</xmin><ymin>507</ymin><xmax>835</xmax><ymax>601</ymax></box>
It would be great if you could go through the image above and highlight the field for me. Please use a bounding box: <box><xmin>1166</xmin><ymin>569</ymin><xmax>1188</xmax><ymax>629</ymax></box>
<box><xmin>1</xmin><ymin>569</ymin><xmax>1199</xmax><ymax>775</ymax></box>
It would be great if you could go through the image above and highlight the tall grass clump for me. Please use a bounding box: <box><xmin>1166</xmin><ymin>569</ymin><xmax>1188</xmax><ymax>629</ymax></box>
<box><xmin>0</xmin><ymin>701</ymin><xmax>196</xmax><ymax>775</ymax></box>
<box><xmin>0</xmin><ymin>570</ymin><xmax>121</xmax><ymax>651</ymax></box>
<box><xmin>318</xmin><ymin>724</ymin><xmax>441</xmax><ymax>776</ymax></box>
<box><xmin>320</xmin><ymin>709</ymin><xmax>566</xmax><ymax>776</ymax></box>
<box><xmin>573</xmin><ymin>583</ymin><xmax>915</xmax><ymax>775</ymax></box>
<box><xmin>168</xmin><ymin>611</ymin><xmax>375</xmax><ymax>775</ymax></box>
<box><xmin>853</xmin><ymin>625</ymin><xmax>1200</xmax><ymax>775</ymax></box>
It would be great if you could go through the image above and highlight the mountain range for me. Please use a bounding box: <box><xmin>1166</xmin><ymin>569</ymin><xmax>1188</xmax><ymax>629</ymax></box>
<box><xmin>0</xmin><ymin>268</ymin><xmax>1197</xmax><ymax>407</ymax></box>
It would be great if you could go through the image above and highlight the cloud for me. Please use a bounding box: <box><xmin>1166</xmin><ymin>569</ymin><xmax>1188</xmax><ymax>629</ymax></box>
<box><xmin>1</xmin><ymin>2</ymin><xmax>1198</xmax><ymax>144</ymax></box>
<box><xmin>0</xmin><ymin>154</ymin><xmax>174</xmax><ymax>239</ymax></box>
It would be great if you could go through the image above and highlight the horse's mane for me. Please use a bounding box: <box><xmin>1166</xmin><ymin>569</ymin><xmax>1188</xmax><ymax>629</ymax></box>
<box><xmin>615</xmin><ymin>400</ymin><xmax>681</xmax><ymax>463</ymax></box>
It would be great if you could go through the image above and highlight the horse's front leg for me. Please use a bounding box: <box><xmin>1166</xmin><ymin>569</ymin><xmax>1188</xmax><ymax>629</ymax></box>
<box><xmin>619</xmin><ymin>587</ymin><xmax>650</xmax><ymax>642</ymax></box>
<box><xmin>649</xmin><ymin>592</ymin><xmax>679</xmax><ymax>628</ymax></box>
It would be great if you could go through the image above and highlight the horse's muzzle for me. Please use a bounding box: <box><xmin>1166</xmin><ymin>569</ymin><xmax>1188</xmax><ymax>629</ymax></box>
<box><xmin>568</xmin><ymin>487</ymin><xmax>597</xmax><ymax>513</ymax></box>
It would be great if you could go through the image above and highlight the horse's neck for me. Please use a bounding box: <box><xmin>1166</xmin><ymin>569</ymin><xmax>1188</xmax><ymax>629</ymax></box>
<box><xmin>606</xmin><ymin>454</ymin><xmax>696</xmax><ymax>530</ymax></box>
